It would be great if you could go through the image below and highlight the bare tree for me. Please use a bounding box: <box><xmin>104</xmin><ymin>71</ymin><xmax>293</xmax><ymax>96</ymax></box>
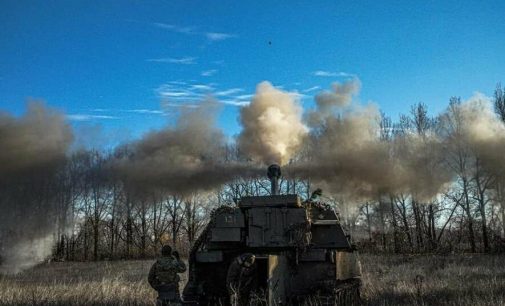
<box><xmin>494</xmin><ymin>84</ymin><xmax>505</xmax><ymax>238</ymax></box>
<box><xmin>440</xmin><ymin>98</ymin><xmax>477</xmax><ymax>252</ymax></box>
<box><xmin>495</xmin><ymin>83</ymin><xmax>505</xmax><ymax>122</ymax></box>
<box><xmin>472</xmin><ymin>158</ymin><xmax>494</xmax><ymax>251</ymax></box>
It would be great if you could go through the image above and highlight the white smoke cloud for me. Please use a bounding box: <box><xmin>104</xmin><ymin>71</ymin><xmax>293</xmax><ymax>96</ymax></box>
<box><xmin>0</xmin><ymin>234</ymin><xmax>55</xmax><ymax>274</ymax></box>
<box><xmin>440</xmin><ymin>92</ymin><xmax>505</xmax><ymax>176</ymax></box>
<box><xmin>238</xmin><ymin>81</ymin><xmax>308</xmax><ymax>165</ymax></box>
<box><xmin>289</xmin><ymin>78</ymin><xmax>452</xmax><ymax>202</ymax></box>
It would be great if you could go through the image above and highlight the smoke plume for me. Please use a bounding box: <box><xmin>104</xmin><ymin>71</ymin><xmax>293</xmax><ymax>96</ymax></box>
<box><xmin>5</xmin><ymin>80</ymin><xmax>505</xmax><ymax>273</ymax></box>
<box><xmin>392</xmin><ymin>130</ymin><xmax>451</xmax><ymax>200</ymax></box>
<box><xmin>440</xmin><ymin>93</ymin><xmax>505</xmax><ymax>176</ymax></box>
<box><xmin>238</xmin><ymin>81</ymin><xmax>308</xmax><ymax>165</ymax></box>
<box><xmin>289</xmin><ymin>78</ymin><xmax>451</xmax><ymax>201</ymax></box>
<box><xmin>0</xmin><ymin>103</ymin><xmax>72</xmax><ymax>179</ymax></box>
<box><xmin>307</xmin><ymin>78</ymin><xmax>361</xmax><ymax>125</ymax></box>
<box><xmin>291</xmin><ymin>102</ymin><xmax>394</xmax><ymax>200</ymax></box>
<box><xmin>114</xmin><ymin>100</ymin><xmax>262</xmax><ymax>195</ymax></box>
<box><xmin>0</xmin><ymin>102</ymin><xmax>73</xmax><ymax>273</ymax></box>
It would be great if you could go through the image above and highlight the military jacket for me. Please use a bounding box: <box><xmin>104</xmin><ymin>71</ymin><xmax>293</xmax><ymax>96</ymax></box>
<box><xmin>226</xmin><ymin>259</ymin><xmax>257</xmax><ymax>293</ymax></box>
<box><xmin>148</xmin><ymin>256</ymin><xmax>187</xmax><ymax>289</ymax></box>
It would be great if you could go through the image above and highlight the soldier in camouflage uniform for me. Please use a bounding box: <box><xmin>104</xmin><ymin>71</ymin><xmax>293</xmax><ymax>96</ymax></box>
<box><xmin>226</xmin><ymin>253</ymin><xmax>257</xmax><ymax>306</ymax></box>
<box><xmin>148</xmin><ymin>245</ymin><xmax>187</xmax><ymax>306</ymax></box>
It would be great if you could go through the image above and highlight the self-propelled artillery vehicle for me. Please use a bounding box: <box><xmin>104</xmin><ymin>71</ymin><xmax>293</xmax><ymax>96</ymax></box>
<box><xmin>183</xmin><ymin>164</ymin><xmax>361</xmax><ymax>305</ymax></box>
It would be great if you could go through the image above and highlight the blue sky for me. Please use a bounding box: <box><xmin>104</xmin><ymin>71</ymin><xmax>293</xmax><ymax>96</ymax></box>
<box><xmin>1</xmin><ymin>1</ymin><xmax>505</xmax><ymax>145</ymax></box>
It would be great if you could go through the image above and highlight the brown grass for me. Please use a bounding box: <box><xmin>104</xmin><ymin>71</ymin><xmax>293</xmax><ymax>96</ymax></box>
<box><xmin>0</xmin><ymin>260</ymin><xmax>160</xmax><ymax>306</ymax></box>
<box><xmin>360</xmin><ymin>254</ymin><xmax>505</xmax><ymax>306</ymax></box>
<box><xmin>0</xmin><ymin>254</ymin><xmax>504</xmax><ymax>305</ymax></box>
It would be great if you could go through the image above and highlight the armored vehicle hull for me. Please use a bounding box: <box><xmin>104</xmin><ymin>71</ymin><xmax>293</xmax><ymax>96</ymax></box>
<box><xmin>183</xmin><ymin>166</ymin><xmax>361</xmax><ymax>305</ymax></box>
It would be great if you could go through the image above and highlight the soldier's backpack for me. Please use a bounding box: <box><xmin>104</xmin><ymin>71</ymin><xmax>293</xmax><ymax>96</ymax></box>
<box><xmin>155</xmin><ymin>257</ymin><xmax>180</xmax><ymax>284</ymax></box>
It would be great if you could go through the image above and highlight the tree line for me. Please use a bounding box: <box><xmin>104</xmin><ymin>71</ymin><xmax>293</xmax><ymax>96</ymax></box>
<box><xmin>4</xmin><ymin>86</ymin><xmax>505</xmax><ymax>262</ymax></box>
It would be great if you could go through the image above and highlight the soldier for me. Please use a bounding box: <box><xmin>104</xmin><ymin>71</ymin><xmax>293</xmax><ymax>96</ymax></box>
<box><xmin>148</xmin><ymin>245</ymin><xmax>187</xmax><ymax>306</ymax></box>
<box><xmin>226</xmin><ymin>253</ymin><xmax>257</xmax><ymax>305</ymax></box>
<box><xmin>310</xmin><ymin>188</ymin><xmax>323</xmax><ymax>201</ymax></box>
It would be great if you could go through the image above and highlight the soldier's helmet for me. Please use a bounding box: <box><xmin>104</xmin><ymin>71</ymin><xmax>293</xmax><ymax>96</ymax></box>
<box><xmin>161</xmin><ymin>245</ymin><xmax>172</xmax><ymax>257</ymax></box>
<box><xmin>240</xmin><ymin>253</ymin><xmax>256</xmax><ymax>267</ymax></box>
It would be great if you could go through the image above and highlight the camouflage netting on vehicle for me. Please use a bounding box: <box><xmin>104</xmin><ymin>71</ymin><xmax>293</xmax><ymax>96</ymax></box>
<box><xmin>183</xmin><ymin>165</ymin><xmax>360</xmax><ymax>305</ymax></box>
<box><xmin>285</xmin><ymin>221</ymin><xmax>311</xmax><ymax>250</ymax></box>
<box><xmin>303</xmin><ymin>200</ymin><xmax>333</xmax><ymax>211</ymax></box>
<box><xmin>189</xmin><ymin>205</ymin><xmax>235</xmax><ymax>256</ymax></box>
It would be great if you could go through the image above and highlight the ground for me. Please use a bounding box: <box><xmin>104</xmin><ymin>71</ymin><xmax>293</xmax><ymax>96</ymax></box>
<box><xmin>0</xmin><ymin>254</ymin><xmax>504</xmax><ymax>305</ymax></box>
<box><xmin>361</xmin><ymin>254</ymin><xmax>505</xmax><ymax>306</ymax></box>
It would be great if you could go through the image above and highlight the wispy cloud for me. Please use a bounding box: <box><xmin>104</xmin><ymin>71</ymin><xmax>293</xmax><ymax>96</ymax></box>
<box><xmin>219</xmin><ymin>100</ymin><xmax>250</xmax><ymax>106</ymax></box>
<box><xmin>303</xmin><ymin>86</ymin><xmax>321</xmax><ymax>93</ymax></box>
<box><xmin>159</xmin><ymin>91</ymin><xmax>192</xmax><ymax>98</ymax></box>
<box><xmin>91</xmin><ymin>108</ymin><xmax>166</xmax><ymax>116</ymax></box>
<box><xmin>67</xmin><ymin>114</ymin><xmax>118</xmax><ymax>121</ymax></box>
<box><xmin>219</xmin><ymin>92</ymin><xmax>252</xmax><ymax>107</ymax></box>
<box><xmin>162</xmin><ymin>102</ymin><xmax>201</xmax><ymax>109</ymax></box>
<box><xmin>155</xmin><ymin>81</ymin><xmax>311</xmax><ymax>108</ymax></box>
<box><xmin>215</xmin><ymin>88</ymin><xmax>244</xmax><ymax>96</ymax></box>
<box><xmin>147</xmin><ymin>57</ymin><xmax>197</xmax><ymax>65</ymax></box>
<box><xmin>201</xmin><ymin>69</ymin><xmax>218</xmax><ymax>77</ymax></box>
<box><xmin>205</xmin><ymin>32</ymin><xmax>236</xmax><ymax>41</ymax></box>
<box><xmin>153</xmin><ymin>22</ymin><xmax>236</xmax><ymax>43</ymax></box>
<box><xmin>125</xmin><ymin>109</ymin><xmax>164</xmax><ymax>115</ymax></box>
<box><xmin>190</xmin><ymin>84</ymin><xmax>215</xmax><ymax>91</ymax></box>
<box><xmin>168</xmin><ymin>81</ymin><xmax>188</xmax><ymax>85</ymax></box>
<box><xmin>157</xmin><ymin>83</ymin><xmax>205</xmax><ymax>100</ymax></box>
<box><xmin>156</xmin><ymin>81</ymin><xmax>251</xmax><ymax>107</ymax></box>
<box><xmin>235</xmin><ymin>94</ymin><xmax>254</xmax><ymax>100</ymax></box>
<box><xmin>152</xmin><ymin>22</ymin><xmax>194</xmax><ymax>34</ymax></box>
<box><xmin>313</xmin><ymin>70</ymin><xmax>355</xmax><ymax>77</ymax></box>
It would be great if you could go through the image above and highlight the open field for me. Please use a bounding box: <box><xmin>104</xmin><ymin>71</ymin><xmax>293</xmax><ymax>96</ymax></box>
<box><xmin>361</xmin><ymin>254</ymin><xmax>505</xmax><ymax>306</ymax></box>
<box><xmin>0</xmin><ymin>260</ymin><xmax>157</xmax><ymax>306</ymax></box>
<box><xmin>0</xmin><ymin>254</ymin><xmax>504</xmax><ymax>305</ymax></box>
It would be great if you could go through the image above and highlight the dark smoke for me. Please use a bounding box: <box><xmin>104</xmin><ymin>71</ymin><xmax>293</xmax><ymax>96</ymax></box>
<box><xmin>114</xmin><ymin>100</ymin><xmax>262</xmax><ymax>195</ymax></box>
<box><xmin>0</xmin><ymin>102</ymin><xmax>73</xmax><ymax>273</ymax></box>
<box><xmin>0</xmin><ymin>103</ymin><xmax>72</xmax><ymax>179</ymax></box>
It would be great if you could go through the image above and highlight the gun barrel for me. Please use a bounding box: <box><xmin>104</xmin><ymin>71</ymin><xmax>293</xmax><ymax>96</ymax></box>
<box><xmin>267</xmin><ymin>164</ymin><xmax>281</xmax><ymax>195</ymax></box>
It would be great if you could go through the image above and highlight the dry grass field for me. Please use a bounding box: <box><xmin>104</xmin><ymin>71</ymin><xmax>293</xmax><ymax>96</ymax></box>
<box><xmin>0</xmin><ymin>260</ymin><xmax>158</xmax><ymax>306</ymax></box>
<box><xmin>360</xmin><ymin>254</ymin><xmax>505</xmax><ymax>306</ymax></box>
<box><xmin>0</xmin><ymin>254</ymin><xmax>504</xmax><ymax>305</ymax></box>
